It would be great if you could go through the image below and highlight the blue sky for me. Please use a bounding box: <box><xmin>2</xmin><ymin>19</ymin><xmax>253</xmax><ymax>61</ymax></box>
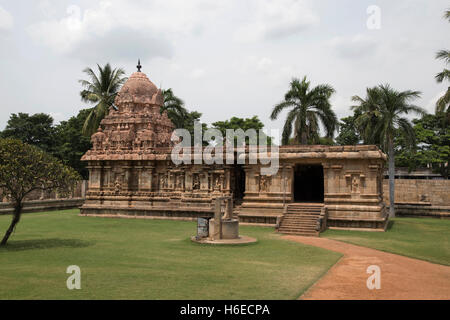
<box><xmin>0</xmin><ymin>0</ymin><xmax>448</xmax><ymax>139</ymax></box>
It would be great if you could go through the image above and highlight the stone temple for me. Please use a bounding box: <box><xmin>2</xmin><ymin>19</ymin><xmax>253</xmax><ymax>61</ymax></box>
<box><xmin>81</xmin><ymin>68</ymin><xmax>388</xmax><ymax>235</ymax></box>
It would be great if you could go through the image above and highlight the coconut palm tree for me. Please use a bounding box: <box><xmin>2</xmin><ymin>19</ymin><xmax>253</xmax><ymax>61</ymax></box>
<box><xmin>435</xmin><ymin>50</ymin><xmax>450</xmax><ymax>116</ymax></box>
<box><xmin>352</xmin><ymin>84</ymin><xmax>425</xmax><ymax>218</ymax></box>
<box><xmin>79</xmin><ymin>63</ymin><xmax>127</xmax><ymax>136</ymax></box>
<box><xmin>270</xmin><ymin>76</ymin><xmax>338</xmax><ymax>145</ymax></box>
<box><xmin>161</xmin><ymin>88</ymin><xmax>189</xmax><ymax>128</ymax></box>
<box><xmin>435</xmin><ymin>10</ymin><xmax>450</xmax><ymax>118</ymax></box>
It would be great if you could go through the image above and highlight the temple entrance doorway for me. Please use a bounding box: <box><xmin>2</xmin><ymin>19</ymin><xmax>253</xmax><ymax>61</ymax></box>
<box><xmin>231</xmin><ymin>165</ymin><xmax>245</xmax><ymax>203</ymax></box>
<box><xmin>293</xmin><ymin>164</ymin><xmax>324</xmax><ymax>203</ymax></box>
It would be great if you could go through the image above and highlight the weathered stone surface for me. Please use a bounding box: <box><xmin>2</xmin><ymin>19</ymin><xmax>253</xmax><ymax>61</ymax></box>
<box><xmin>81</xmin><ymin>69</ymin><xmax>388</xmax><ymax>231</ymax></box>
<box><xmin>81</xmin><ymin>72</ymin><xmax>175</xmax><ymax>162</ymax></box>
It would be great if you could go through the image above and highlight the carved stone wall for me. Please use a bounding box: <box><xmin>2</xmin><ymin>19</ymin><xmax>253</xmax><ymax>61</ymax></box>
<box><xmin>81</xmin><ymin>70</ymin><xmax>388</xmax><ymax>230</ymax></box>
<box><xmin>238</xmin><ymin>146</ymin><xmax>387</xmax><ymax>230</ymax></box>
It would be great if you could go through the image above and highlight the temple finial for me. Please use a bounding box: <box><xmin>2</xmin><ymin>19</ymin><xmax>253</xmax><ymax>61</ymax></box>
<box><xmin>137</xmin><ymin>59</ymin><xmax>142</xmax><ymax>72</ymax></box>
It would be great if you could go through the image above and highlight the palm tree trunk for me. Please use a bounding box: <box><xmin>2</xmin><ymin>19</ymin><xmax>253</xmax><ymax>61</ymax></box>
<box><xmin>1</xmin><ymin>202</ymin><xmax>22</xmax><ymax>246</ymax></box>
<box><xmin>301</xmin><ymin>132</ymin><xmax>308</xmax><ymax>145</ymax></box>
<box><xmin>388</xmin><ymin>136</ymin><xmax>396</xmax><ymax>218</ymax></box>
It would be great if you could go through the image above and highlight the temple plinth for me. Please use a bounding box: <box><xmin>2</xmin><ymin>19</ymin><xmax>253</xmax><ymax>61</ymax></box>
<box><xmin>81</xmin><ymin>69</ymin><xmax>388</xmax><ymax>234</ymax></box>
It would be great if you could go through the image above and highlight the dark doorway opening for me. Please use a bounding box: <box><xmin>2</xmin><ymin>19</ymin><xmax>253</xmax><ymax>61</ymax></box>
<box><xmin>294</xmin><ymin>165</ymin><xmax>324</xmax><ymax>203</ymax></box>
<box><xmin>232</xmin><ymin>165</ymin><xmax>246</xmax><ymax>203</ymax></box>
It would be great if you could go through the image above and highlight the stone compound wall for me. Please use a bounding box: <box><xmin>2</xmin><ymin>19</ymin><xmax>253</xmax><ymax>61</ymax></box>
<box><xmin>0</xmin><ymin>180</ymin><xmax>88</xmax><ymax>215</ymax></box>
<box><xmin>382</xmin><ymin>179</ymin><xmax>450</xmax><ymax>218</ymax></box>
<box><xmin>383</xmin><ymin>179</ymin><xmax>449</xmax><ymax>206</ymax></box>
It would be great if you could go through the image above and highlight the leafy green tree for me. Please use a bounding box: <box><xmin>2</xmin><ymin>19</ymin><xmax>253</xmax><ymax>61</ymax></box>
<box><xmin>0</xmin><ymin>113</ymin><xmax>56</xmax><ymax>154</ymax></box>
<box><xmin>54</xmin><ymin>109</ymin><xmax>92</xmax><ymax>179</ymax></box>
<box><xmin>395</xmin><ymin>114</ymin><xmax>450</xmax><ymax>178</ymax></box>
<box><xmin>160</xmin><ymin>89</ymin><xmax>208</xmax><ymax>145</ymax></box>
<box><xmin>161</xmin><ymin>89</ymin><xmax>189</xmax><ymax>129</ymax></box>
<box><xmin>317</xmin><ymin>137</ymin><xmax>336</xmax><ymax>146</ymax></box>
<box><xmin>182</xmin><ymin>111</ymin><xmax>209</xmax><ymax>144</ymax></box>
<box><xmin>212</xmin><ymin>116</ymin><xmax>272</xmax><ymax>145</ymax></box>
<box><xmin>0</xmin><ymin>139</ymin><xmax>80</xmax><ymax>246</ymax></box>
<box><xmin>352</xmin><ymin>84</ymin><xmax>425</xmax><ymax>218</ymax></box>
<box><xmin>393</xmin><ymin>128</ymin><xmax>416</xmax><ymax>170</ymax></box>
<box><xmin>80</xmin><ymin>63</ymin><xmax>127</xmax><ymax>136</ymax></box>
<box><xmin>335</xmin><ymin>112</ymin><xmax>362</xmax><ymax>146</ymax></box>
<box><xmin>270</xmin><ymin>77</ymin><xmax>338</xmax><ymax>145</ymax></box>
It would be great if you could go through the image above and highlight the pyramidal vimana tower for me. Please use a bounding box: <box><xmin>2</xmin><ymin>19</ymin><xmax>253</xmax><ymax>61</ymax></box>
<box><xmin>81</xmin><ymin>64</ymin><xmax>388</xmax><ymax>235</ymax></box>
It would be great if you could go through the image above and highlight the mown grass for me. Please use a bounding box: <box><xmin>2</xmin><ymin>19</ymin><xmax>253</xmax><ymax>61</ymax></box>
<box><xmin>322</xmin><ymin>217</ymin><xmax>450</xmax><ymax>266</ymax></box>
<box><xmin>0</xmin><ymin>209</ymin><xmax>341</xmax><ymax>300</ymax></box>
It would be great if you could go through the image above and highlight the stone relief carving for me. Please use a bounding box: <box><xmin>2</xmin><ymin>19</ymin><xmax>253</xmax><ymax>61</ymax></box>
<box><xmin>214</xmin><ymin>175</ymin><xmax>222</xmax><ymax>191</ymax></box>
<box><xmin>259</xmin><ymin>175</ymin><xmax>271</xmax><ymax>192</ymax></box>
<box><xmin>193</xmin><ymin>174</ymin><xmax>200</xmax><ymax>191</ymax></box>
<box><xmin>114</xmin><ymin>177</ymin><xmax>122</xmax><ymax>194</ymax></box>
<box><xmin>160</xmin><ymin>174</ymin><xmax>167</xmax><ymax>189</ymax></box>
<box><xmin>176</xmin><ymin>174</ymin><xmax>184</xmax><ymax>190</ymax></box>
<box><xmin>91</xmin><ymin>128</ymin><xmax>106</xmax><ymax>151</ymax></box>
<box><xmin>352</xmin><ymin>176</ymin><xmax>359</xmax><ymax>193</ymax></box>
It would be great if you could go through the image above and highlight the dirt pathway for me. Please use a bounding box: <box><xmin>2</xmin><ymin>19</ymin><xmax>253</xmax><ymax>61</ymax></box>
<box><xmin>283</xmin><ymin>235</ymin><xmax>450</xmax><ymax>300</ymax></box>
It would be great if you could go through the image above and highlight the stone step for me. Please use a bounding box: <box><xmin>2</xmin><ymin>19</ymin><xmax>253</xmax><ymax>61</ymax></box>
<box><xmin>279</xmin><ymin>225</ymin><xmax>317</xmax><ymax>230</ymax></box>
<box><xmin>281</xmin><ymin>226</ymin><xmax>316</xmax><ymax>230</ymax></box>
<box><xmin>281</xmin><ymin>222</ymin><xmax>316</xmax><ymax>227</ymax></box>
<box><xmin>287</xmin><ymin>212</ymin><xmax>321</xmax><ymax>215</ymax></box>
<box><xmin>287</xmin><ymin>207</ymin><xmax>322</xmax><ymax>211</ymax></box>
<box><xmin>279</xmin><ymin>204</ymin><xmax>323</xmax><ymax>237</ymax></box>
<box><xmin>283</xmin><ymin>216</ymin><xmax>319</xmax><ymax>220</ymax></box>
<box><xmin>283</xmin><ymin>218</ymin><xmax>318</xmax><ymax>222</ymax></box>
<box><xmin>282</xmin><ymin>222</ymin><xmax>317</xmax><ymax>225</ymax></box>
<box><xmin>279</xmin><ymin>227</ymin><xmax>317</xmax><ymax>232</ymax></box>
<box><xmin>279</xmin><ymin>229</ymin><xmax>317</xmax><ymax>234</ymax></box>
<box><xmin>278</xmin><ymin>227</ymin><xmax>318</xmax><ymax>232</ymax></box>
<box><xmin>287</xmin><ymin>206</ymin><xmax>323</xmax><ymax>211</ymax></box>
<box><xmin>278</xmin><ymin>231</ymin><xmax>319</xmax><ymax>237</ymax></box>
<box><xmin>287</xmin><ymin>211</ymin><xmax>321</xmax><ymax>214</ymax></box>
<box><xmin>286</xmin><ymin>211</ymin><xmax>321</xmax><ymax>215</ymax></box>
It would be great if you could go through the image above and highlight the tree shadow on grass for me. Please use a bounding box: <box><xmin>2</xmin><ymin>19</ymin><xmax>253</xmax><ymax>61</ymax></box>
<box><xmin>386</xmin><ymin>220</ymin><xmax>395</xmax><ymax>231</ymax></box>
<box><xmin>0</xmin><ymin>238</ymin><xmax>95</xmax><ymax>252</ymax></box>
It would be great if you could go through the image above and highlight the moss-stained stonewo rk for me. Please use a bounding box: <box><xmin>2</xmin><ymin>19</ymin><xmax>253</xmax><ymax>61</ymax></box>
<box><xmin>81</xmin><ymin>69</ymin><xmax>388</xmax><ymax>234</ymax></box>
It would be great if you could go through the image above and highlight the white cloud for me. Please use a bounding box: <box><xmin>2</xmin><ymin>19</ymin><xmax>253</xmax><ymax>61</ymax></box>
<box><xmin>38</xmin><ymin>0</ymin><xmax>58</xmax><ymax>18</ymax></box>
<box><xmin>27</xmin><ymin>0</ymin><xmax>227</xmax><ymax>60</ymax></box>
<box><xmin>49</xmin><ymin>112</ymin><xmax>66</xmax><ymax>124</ymax></box>
<box><xmin>190</xmin><ymin>68</ymin><xmax>206</xmax><ymax>79</ymax></box>
<box><xmin>256</xmin><ymin>57</ymin><xmax>273</xmax><ymax>70</ymax></box>
<box><xmin>0</xmin><ymin>6</ymin><xmax>14</xmax><ymax>31</ymax></box>
<box><xmin>235</xmin><ymin>0</ymin><xmax>319</xmax><ymax>42</ymax></box>
<box><xmin>330</xmin><ymin>34</ymin><xmax>378</xmax><ymax>60</ymax></box>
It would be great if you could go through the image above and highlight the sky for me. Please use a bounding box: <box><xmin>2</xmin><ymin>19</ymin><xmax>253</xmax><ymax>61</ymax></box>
<box><xmin>0</xmin><ymin>0</ymin><xmax>448</xmax><ymax>141</ymax></box>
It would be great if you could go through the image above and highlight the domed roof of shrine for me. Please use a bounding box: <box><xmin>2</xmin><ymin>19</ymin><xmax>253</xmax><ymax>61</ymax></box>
<box><xmin>114</xmin><ymin>65</ymin><xmax>162</xmax><ymax>106</ymax></box>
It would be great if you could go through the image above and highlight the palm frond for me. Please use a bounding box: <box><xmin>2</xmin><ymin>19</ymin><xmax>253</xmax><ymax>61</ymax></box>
<box><xmin>435</xmin><ymin>69</ymin><xmax>450</xmax><ymax>83</ymax></box>
<box><xmin>282</xmin><ymin>110</ymin><xmax>296</xmax><ymax>145</ymax></box>
<box><xmin>270</xmin><ymin>101</ymin><xmax>297</xmax><ymax>120</ymax></box>
<box><xmin>436</xmin><ymin>88</ymin><xmax>450</xmax><ymax>114</ymax></box>
<box><xmin>396</xmin><ymin>117</ymin><xmax>416</xmax><ymax>147</ymax></box>
<box><xmin>79</xmin><ymin>63</ymin><xmax>127</xmax><ymax>136</ymax></box>
<box><xmin>436</xmin><ymin>50</ymin><xmax>450</xmax><ymax>64</ymax></box>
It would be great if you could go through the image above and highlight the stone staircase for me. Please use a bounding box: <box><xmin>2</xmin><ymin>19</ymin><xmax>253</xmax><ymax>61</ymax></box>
<box><xmin>277</xmin><ymin>203</ymin><xmax>324</xmax><ymax>237</ymax></box>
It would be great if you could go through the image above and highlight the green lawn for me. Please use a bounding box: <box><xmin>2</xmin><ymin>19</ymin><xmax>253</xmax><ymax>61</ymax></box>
<box><xmin>322</xmin><ymin>217</ymin><xmax>450</xmax><ymax>266</ymax></box>
<box><xmin>0</xmin><ymin>209</ymin><xmax>341</xmax><ymax>300</ymax></box>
